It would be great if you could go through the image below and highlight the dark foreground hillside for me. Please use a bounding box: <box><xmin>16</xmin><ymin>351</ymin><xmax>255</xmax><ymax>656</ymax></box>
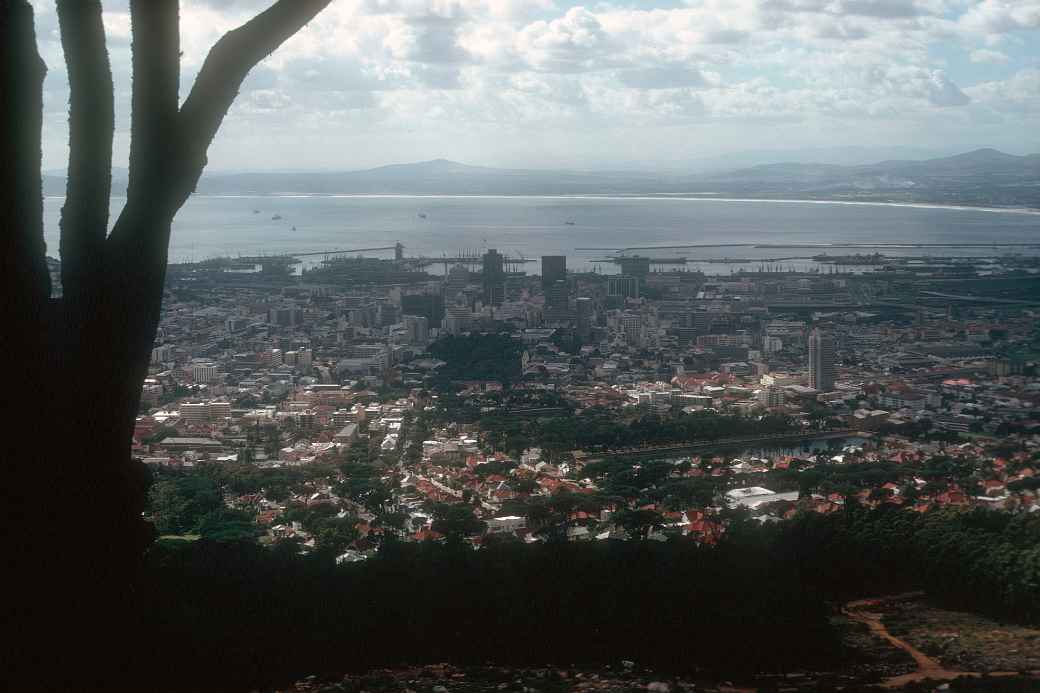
<box><xmin>131</xmin><ymin>508</ymin><xmax>1039</xmax><ymax>692</ymax></box>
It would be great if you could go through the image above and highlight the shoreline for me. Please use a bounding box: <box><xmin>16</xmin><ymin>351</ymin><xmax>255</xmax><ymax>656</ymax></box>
<box><xmin>43</xmin><ymin>193</ymin><xmax>1040</xmax><ymax>216</ymax></box>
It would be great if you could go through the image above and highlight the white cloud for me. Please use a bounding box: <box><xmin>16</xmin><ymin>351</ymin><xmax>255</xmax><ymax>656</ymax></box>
<box><xmin>516</xmin><ymin>7</ymin><xmax>618</xmax><ymax>73</ymax></box>
<box><xmin>965</xmin><ymin>67</ymin><xmax>1040</xmax><ymax>113</ymax></box>
<box><xmin>26</xmin><ymin>0</ymin><xmax>1040</xmax><ymax>170</ymax></box>
<box><xmin>959</xmin><ymin>1</ymin><xmax>1040</xmax><ymax>34</ymax></box>
<box><xmin>970</xmin><ymin>48</ymin><xmax>1010</xmax><ymax>63</ymax></box>
<box><xmin>923</xmin><ymin>69</ymin><xmax>971</xmax><ymax>106</ymax></box>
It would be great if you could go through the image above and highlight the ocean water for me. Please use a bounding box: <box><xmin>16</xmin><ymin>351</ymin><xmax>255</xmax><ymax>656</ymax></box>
<box><xmin>42</xmin><ymin>194</ymin><xmax>1040</xmax><ymax>275</ymax></box>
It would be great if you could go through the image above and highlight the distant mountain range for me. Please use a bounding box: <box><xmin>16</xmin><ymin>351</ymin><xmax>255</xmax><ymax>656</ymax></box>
<box><xmin>42</xmin><ymin>148</ymin><xmax>1040</xmax><ymax>208</ymax></box>
<box><xmin>693</xmin><ymin>148</ymin><xmax>1040</xmax><ymax>208</ymax></box>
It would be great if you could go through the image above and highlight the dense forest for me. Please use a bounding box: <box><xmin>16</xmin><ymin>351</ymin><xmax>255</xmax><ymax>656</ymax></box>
<box><xmin>428</xmin><ymin>333</ymin><xmax>523</xmax><ymax>388</ymax></box>
<box><xmin>780</xmin><ymin>506</ymin><xmax>1040</xmax><ymax>623</ymax></box>
<box><xmin>128</xmin><ymin>506</ymin><xmax>1039</xmax><ymax>691</ymax></box>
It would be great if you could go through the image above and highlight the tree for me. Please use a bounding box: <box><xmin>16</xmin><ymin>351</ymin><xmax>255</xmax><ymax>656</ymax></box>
<box><xmin>148</xmin><ymin>475</ymin><xmax>223</xmax><ymax>536</ymax></box>
<box><xmin>430</xmin><ymin>503</ymin><xmax>487</xmax><ymax>539</ymax></box>
<box><xmin>3</xmin><ymin>1</ymin><xmax>332</xmax><ymax>686</ymax></box>
<box><xmin>616</xmin><ymin>508</ymin><xmax>665</xmax><ymax>540</ymax></box>
<box><xmin>314</xmin><ymin>516</ymin><xmax>361</xmax><ymax>556</ymax></box>
<box><xmin>238</xmin><ymin>446</ymin><xmax>256</xmax><ymax>465</ymax></box>
<box><xmin>197</xmin><ymin>507</ymin><xmax>260</xmax><ymax>543</ymax></box>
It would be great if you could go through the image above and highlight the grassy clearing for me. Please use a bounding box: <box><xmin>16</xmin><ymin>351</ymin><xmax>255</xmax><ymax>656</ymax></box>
<box><xmin>880</xmin><ymin>598</ymin><xmax>1040</xmax><ymax>673</ymax></box>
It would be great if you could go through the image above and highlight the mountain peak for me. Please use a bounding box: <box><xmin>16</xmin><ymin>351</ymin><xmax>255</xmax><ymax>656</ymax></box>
<box><xmin>952</xmin><ymin>148</ymin><xmax>1018</xmax><ymax>162</ymax></box>
<box><xmin>413</xmin><ymin>158</ymin><xmax>470</xmax><ymax>169</ymax></box>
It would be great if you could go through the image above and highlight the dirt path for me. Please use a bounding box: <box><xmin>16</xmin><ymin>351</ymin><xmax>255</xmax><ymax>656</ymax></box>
<box><xmin>843</xmin><ymin>593</ymin><xmax>1039</xmax><ymax>688</ymax></box>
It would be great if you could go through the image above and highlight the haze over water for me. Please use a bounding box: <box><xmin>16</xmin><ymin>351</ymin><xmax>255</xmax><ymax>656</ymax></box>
<box><xmin>43</xmin><ymin>195</ymin><xmax>1040</xmax><ymax>275</ymax></box>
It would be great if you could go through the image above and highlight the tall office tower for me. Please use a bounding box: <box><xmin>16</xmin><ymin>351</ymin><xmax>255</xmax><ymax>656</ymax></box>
<box><xmin>759</xmin><ymin>385</ymin><xmax>785</xmax><ymax>408</ymax></box>
<box><xmin>617</xmin><ymin>256</ymin><xmax>651</xmax><ymax>280</ymax></box>
<box><xmin>545</xmin><ymin>281</ymin><xmax>568</xmax><ymax>310</ymax></box>
<box><xmin>444</xmin><ymin>305</ymin><xmax>472</xmax><ymax>335</ymax></box>
<box><xmin>402</xmin><ymin>292</ymin><xmax>445</xmax><ymax>328</ymax></box>
<box><xmin>620</xmin><ymin>312</ymin><xmax>644</xmax><ymax>347</ymax></box>
<box><xmin>541</xmin><ymin>255</ymin><xmax>568</xmax><ymax>308</ymax></box>
<box><xmin>607</xmin><ymin>274</ymin><xmax>639</xmax><ymax>299</ymax></box>
<box><xmin>482</xmin><ymin>249</ymin><xmax>505</xmax><ymax>307</ymax></box>
<box><xmin>808</xmin><ymin>328</ymin><xmax>836</xmax><ymax>392</ymax></box>
<box><xmin>576</xmin><ymin>297</ymin><xmax>594</xmax><ymax>338</ymax></box>
<box><xmin>443</xmin><ymin>265</ymin><xmax>470</xmax><ymax>304</ymax></box>
<box><xmin>403</xmin><ymin>315</ymin><xmax>430</xmax><ymax>345</ymax></box>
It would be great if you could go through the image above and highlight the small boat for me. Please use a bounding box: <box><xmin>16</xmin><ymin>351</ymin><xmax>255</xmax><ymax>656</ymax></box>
<box><xmin>252</xmin><ymin>209</ymin><xmax>260</xmax><ymax>214</ymax></box>
<box><xmin>564</xmin><ymin>220</ymin><xmax>576</xmax><ymax>226</ymax></box>
<box><xmin>418</xmin><ymin>212</ymin><xmax>428</xmax><ymax>219</ymax></box>
<box><xmin>291</xmin><ymin>225</ymin><xmax>296</xmax><ymax>231</ymax></box>
<box><xmin>272</xmin><ymin>214</ymin><xmax>282</xmax><ymax>220</ymax></box>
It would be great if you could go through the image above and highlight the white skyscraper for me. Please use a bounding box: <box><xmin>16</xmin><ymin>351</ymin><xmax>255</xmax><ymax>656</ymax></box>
<box><xmin>808</xmin><ymin>328</ymin><xmax>836</xmax><ymax>392</ymax></box>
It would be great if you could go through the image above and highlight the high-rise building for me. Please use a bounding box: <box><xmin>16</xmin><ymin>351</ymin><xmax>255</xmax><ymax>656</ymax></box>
<box><xmin>401</xmin><ymin>292</ymin><xmax>445</xmax><ymax>327</ymax></box>
<box><xmin>620</xmin><ymin>313</ymin><xmax>644</xmax><ymax>347</ymax></box>
<box><xmin>759</xmin><ymin>385</ymin><xmax>785</xmax><ymax>408</ymax></box>
<box><xmin>576</xmin><ymin>297</ymin><xmax>594</xmax><ymax>338</ymax></box>
<box><xmin>618</xmin><ymin>256</ymin><xmax>651</xmax><ymax>279</ymax></box>
<box><xmin>541</xmin><ymin>256</ymin><xmax>567</xmax><ymax>309</ymax></box>
<box><xmin>444</xmin><ymin>305</ymin><xmax>472</xmax><ymax>335</ymax></box>
<box><xmin>151</xmin><ymin>344</ymin><xmax>173</xmax><ymax>364</ymax></box>
<box><xmin>208</xmin><ymin>401</ymin><xmax>231</xmax><ymax>421</ymax></box>
<box><xmin>184</xmin><ymin>400</ymin><xmax>232</xmax><ymax>423</ymax></box>
<box><xmin>443</xmin><ymin>265</ymin><xmax>470</xmax><ymax>304</ymax></box>
<box><xmin>403</xmin><ymin>315</ymin><xmax>430</xmax><ymax>345</ymax></box>
<box><xmin>808</xmin><ymin>328</ymin><xmax>836</xmax><ymax>392</ymax></box>
<box><xmin>545</xmin><ymin>281</ymin><xmax>568</xmax><ymax>310</ymax></box>
<box><xmin>482</xmin><ymin>249</ymin><xmax>505</xmax><ymax>307</ymax></box>
<box><xmin>191</xmin><ymin>362</ymin><xmax>218</xmax><ymax>384</ymax></box>
<box><xmin>179</xmin><ymin>402</ymin><xmax>209</xmax><ymax>425</ymax></box>
<box><xmin>541</xmin><ymin>255</ymin><xmax>566</xmax><ymax>286</ymax></box>
<box><xmin>607</xmin><ymin>275</ymin><xmax>639</xmax><ymax>299</ymax></box>
<box><xmin>267</xmin><ymin>306</ymin><xmax>304</xmax><ymax>327</ymax></box>
<box><xmin>257</xmin><ymin>349</ymin><xmax>284</xmax><ymax>368</ymax></box>
<box><xmin>379</xmin><ymin>303</ymin><xmax>400</xmax><ymax>327</ymax></box>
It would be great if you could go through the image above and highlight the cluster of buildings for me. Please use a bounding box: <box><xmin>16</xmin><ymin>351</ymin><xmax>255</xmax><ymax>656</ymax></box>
<box><xmin>138</xmin><ymin>250</ymin><xmax>1040</xmax><ymax>554</ymax></box>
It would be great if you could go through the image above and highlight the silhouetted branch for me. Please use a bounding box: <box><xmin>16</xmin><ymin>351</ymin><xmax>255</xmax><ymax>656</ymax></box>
<box><xmin>1</xmin><ymin>0</ymin><xmax>51</xmax><ymax>311</ymax></box>
<box><xmin>106</xmin><ymin>0</ymin><xmax>181</xmax><ymax>276</ymax></box>
<box><xmin>57</xmin><ymin>0</ymin><xmax>114</xmax><ymax>301</ymax></box>
<box><xmin>101</xmin><ymin>0</ymin><xmax>182</xmax><ymax>381</ymax></box>
<box><xmin>124</xmin><ymin>0</ymin><xmax>180</xmax><ymax>215</ymax></box>
<box><xmin>176</xmin><ymin>0</ymin><xmax>331</xmax><ymax>199</ymax></box>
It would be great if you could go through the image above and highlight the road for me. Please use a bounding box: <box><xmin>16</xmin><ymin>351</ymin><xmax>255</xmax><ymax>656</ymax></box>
<box><xmin>843</xmin><ymin>593</ymin><xmax>1040</xmax><ymax>689</ymax></box>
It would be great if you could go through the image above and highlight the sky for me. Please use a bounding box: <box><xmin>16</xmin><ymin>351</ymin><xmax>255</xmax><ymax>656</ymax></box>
<box><xmin>28</xmin><ymin>0</ymin><xmax>1040</xmax><ymax>172</ymax></box>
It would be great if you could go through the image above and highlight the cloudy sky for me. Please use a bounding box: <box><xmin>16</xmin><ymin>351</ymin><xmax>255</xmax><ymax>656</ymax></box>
<box><xmin>29</xmin><ymin>0</ymin><xmax>1040</xmax><ymax>172</ymax></box>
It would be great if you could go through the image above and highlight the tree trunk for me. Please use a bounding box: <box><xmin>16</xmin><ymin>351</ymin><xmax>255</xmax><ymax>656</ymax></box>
<box><xmin>4</xmin><ymin>1</ymin><xmax>332</xmax><ymax>686</ymax></box>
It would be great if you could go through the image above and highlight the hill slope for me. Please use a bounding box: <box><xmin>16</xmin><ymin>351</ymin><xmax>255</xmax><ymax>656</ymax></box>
<box><xmin>41</xmin><ymin>149</ymin><xmax>1040</xmax><ymax>207</ymax></box>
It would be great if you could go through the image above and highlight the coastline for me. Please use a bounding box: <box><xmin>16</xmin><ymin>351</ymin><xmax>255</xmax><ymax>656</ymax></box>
<box><xmin>43</xmin><ymin>192</ymin><xmax>1040</xmax><ymax>216</ymax></box>
<box><xmin>205</xmin><ymin>194</ymin><xmax>1040</xmax><ymax>216</ymax></box>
